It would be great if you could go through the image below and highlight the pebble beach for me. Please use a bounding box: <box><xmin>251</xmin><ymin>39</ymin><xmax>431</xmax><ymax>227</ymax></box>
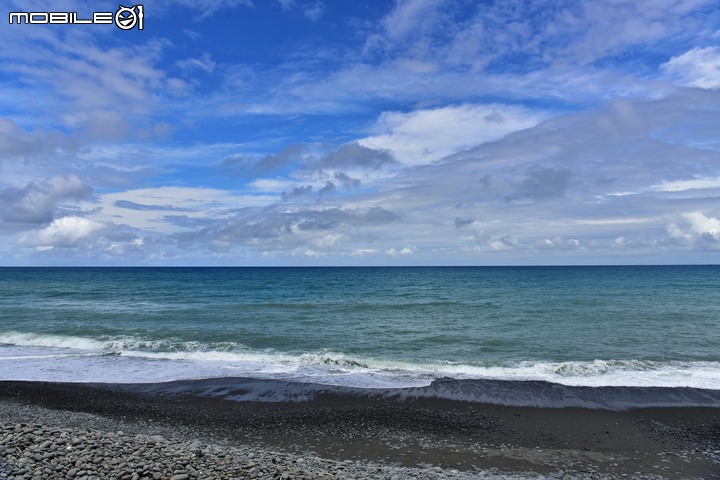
<box><xmin>1</xmin><ymin>381</ymin><xmax>719</xmax><ymax>480</ymax></box>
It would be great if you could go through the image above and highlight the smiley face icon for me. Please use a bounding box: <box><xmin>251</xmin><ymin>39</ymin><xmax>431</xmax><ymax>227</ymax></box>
<box><xmin>115</xmin><ymin>5</ymin><xmax>144</xmax><ymax>30</ymax></box>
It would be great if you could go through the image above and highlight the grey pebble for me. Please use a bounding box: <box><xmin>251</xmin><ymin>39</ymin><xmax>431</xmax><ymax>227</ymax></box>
<box><xmin>0</xmin><ymin>401</ymin><xmax>676</xmax><ymax>480</ymax></box>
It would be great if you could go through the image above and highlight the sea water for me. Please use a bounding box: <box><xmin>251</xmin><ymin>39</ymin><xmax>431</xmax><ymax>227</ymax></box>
<box><xmin>1</xmin><ymin>266</ymin><xmax>719</xmax><ymax>404</ymax></box>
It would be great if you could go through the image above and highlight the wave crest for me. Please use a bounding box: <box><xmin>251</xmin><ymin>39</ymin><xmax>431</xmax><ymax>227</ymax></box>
<box><xmin>2</xmin><ymin>331</ymin><xmax>720</xmax><ymax>389</ymax></box>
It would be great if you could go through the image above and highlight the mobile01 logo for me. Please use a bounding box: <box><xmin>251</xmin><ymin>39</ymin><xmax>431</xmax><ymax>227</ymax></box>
<box><xmin>9</xmin><ymin>5</ymin><xmax>144</xmax><ymax>30</ymax></box>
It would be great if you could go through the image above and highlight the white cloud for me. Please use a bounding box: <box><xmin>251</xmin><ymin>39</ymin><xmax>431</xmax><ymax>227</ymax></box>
<box><xmin>682</xmin><ymin>212</ymin><xmax>720</xmax><ymax>241</ymax></box>
<box><xmin>15</xmin><ymin>88</ymin><xmax>717</xmax><ymax>263</ymax></box>
<box><xmin>651</xmin><ymin>176</ymin><xmax>720</xmax><ymax>192</ymax></box>
<box><xmin>278</xmin><ymin>0</ymin><xmax>295</xmax><ymax>10</ymax></box>
<box><xmin>0</xmin><ymin>27</ymin><xmax>172</xmax><ymax>139</ymax></box>
<box><xmin>666</xmin><ymin>212</ymin><xmax>720</xmax><ymax>247</ymax></box>
<box><xmin>310</xmin><ymin>233</ymin><xmax>343</xmax><ymax>250</ymax></box>
<box><xmin>386</xmin><ymin>246</ymin><xmax>415</xmax><ymax>256</ymax></box>
<box><xmin>189</xmin><ymin>0</ymin><xmax>717</xmax><ymax>122</ymax></box>
<box><xmin>3</xmin><ymin>0</ymin><xmax>720</xmax><ymax>265</ymax></box>
<box><xmin>488</xmin><ymin>236</ymin><xmax>520</xmax><ymax>252</ymax></box>
<box><xmin>249</xmin><ymin>178</ymin><xmax>302</xmax><ymax>193</ymax></box>
<box><xmin>359</xmin><ymin>104</ymin><xmax>549</xmax><ymax>165</ymax></box>
<box><xmin>176</xmin><ymin>53</ymin><xmax>216</xmax><ymax>73</ymax></box>
<box><xmin>19</xmin><ymin>216</ymin><xmax>104</xmax><ymax>248</ymax></box>
<box><xmin>661</xmin><ymin>47</ymin><xmax>720</xmax><ymax>89</ymax></box>
<box><xmin>381</xmin><ymin>0</ymin><xmax>443</xmax><ymax>42</ymax></box>
<box><xmin>666</xmin><ymin>222</ymin><xmax>690</xmax><ymax>242</ymax></box>
<box><xmin>93</xmin><ymin>187</ymin><xmax>274</xmax><ymax>232</ymax></box>
<box><xmin>351</xmin><ymin>248</ymin><xmax>377</xmax><ymax>256</ymax></box>
<box><xmin>303</xmin><ymin>2</ymin><xmax>325</xmax><ymax>21</ymax></box>
<box><xmin>275</xmin><ymin>0</ymin><xmax>324</xmax><ymax>20</ymax></box>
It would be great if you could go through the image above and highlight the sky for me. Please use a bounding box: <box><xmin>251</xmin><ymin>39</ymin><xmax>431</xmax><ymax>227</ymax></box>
<box><xmin>1</xmin><ymin>0</ymin><xmax>719</xmax><ymax>266</ymax></box>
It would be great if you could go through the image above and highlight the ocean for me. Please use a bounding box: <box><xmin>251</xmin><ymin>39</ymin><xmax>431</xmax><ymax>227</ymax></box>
<box><xmin>2</xmin><ymin>266</ymin><xmax>719</xmax><ymax>409</ymax></box>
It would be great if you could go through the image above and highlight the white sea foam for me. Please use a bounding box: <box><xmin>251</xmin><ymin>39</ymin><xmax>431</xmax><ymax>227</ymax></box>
<box><xmin>1</xmin><ymin>331</ymin><xmax>719</xmax><ymax>390</ymax></box>
<box><xmin>0</xmin><ymin>331</ymin><xmax>107</xmax><ymax>351</ymax></box>
<box><xmin>426</xmin><ymin>359</ymin><xmax>720</xmax><ymax>389</ymax></box>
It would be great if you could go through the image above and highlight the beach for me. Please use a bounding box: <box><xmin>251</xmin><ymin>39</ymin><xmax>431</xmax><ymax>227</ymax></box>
<box><xmin>2</xmin><ymin>267</ymin><xmax>719</xmax><ymax>478</ymax></box>
<box><xmin>1</xmin><ymin>380</ymin><xmax>719</xmax><ymax>479</ymax></box>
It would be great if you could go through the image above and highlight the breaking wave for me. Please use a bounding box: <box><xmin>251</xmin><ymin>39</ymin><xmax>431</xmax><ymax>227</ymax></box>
<box><xmin>2</xmin><ymin>331</ymin><xmax>720</xmax><ymax>391</ymax></box>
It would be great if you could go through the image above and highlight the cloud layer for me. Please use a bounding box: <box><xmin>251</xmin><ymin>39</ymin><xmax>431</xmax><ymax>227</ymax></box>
<box><xmin>1</xmin><ymin>0</ymin><xmax>719</xmax><ymax>264</ymax></box>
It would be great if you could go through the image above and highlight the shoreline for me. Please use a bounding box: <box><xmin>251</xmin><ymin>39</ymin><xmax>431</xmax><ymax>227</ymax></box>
<box><xmin>1</xmin><ymin>380</ymin><xmax>719</xmax><ymax>479</ymax></box>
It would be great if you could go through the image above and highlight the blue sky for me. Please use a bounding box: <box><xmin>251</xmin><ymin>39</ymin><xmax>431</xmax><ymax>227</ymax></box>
<box><xmin>1</xmin><ymin>0</ymin><xmax>719</xmax><ymax>265</ymax></box>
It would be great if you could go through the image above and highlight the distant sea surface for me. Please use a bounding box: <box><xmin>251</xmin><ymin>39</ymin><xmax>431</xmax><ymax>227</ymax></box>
<box><xmin>2</xmin><ymin>266</ymin><xmax>719</xmax><ymax>407</ymax></box>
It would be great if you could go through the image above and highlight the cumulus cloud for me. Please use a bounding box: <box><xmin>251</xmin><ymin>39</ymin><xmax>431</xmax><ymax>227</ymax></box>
<box><xmin>0</xmin><ymin>175</ymin><xmax>92</xmax><ymax>230</ymax></box>
<box><xmin>667</xmin><ymin>212</ymin><xmax>720</xmax><ymax>246</ymax></box>
<box><xmin>386</xmin><ymin>246</ymin><xmax>416</xmax><ymax>256</ymax></box>
<box><xmin>661</xmin><ymin>47</ymin><xmax>720</xmax><ymax>89</ymax></box>
<box><xmin>488</xmin><ymin>235</ymin><xmax>521</xmax><ymax>252</ymax></box>
<box><xmin>18</xmin><ymin>216</ymin><xmax>104</xmax><ymax>248</ymax></box>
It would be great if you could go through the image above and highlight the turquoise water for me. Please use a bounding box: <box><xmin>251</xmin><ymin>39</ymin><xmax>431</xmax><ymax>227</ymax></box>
<box><xmin>1</xmin><ymin>266</ymin><xmax>719</xmax><ymax>389</ymax></box>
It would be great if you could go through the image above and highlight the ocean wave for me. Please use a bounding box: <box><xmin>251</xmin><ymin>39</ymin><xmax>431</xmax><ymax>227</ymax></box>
<box><xmin>0</xmin><ymin>331</ymin><xmax>107</xmax><ymax>351</ymax></box>
<box><xmin>0</xmin><ymin>331</ymin><xmax>247</xmax><ymax>354</ymax></box>
<box><xmin>429</xmin><ymin>359</ymin><xmax>720</xmax><ymax>389</ymax></box>
<box><xmin>1</xmin><ymin>331</ymin><xmax>720</xmax><ymax>390</ymax></box>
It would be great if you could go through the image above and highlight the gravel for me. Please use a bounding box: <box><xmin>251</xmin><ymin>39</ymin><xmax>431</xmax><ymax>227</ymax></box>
<box><xmin>0</xmin><ymin>400</ymin><xmax>673</xmax><ymax>480</ymax></box>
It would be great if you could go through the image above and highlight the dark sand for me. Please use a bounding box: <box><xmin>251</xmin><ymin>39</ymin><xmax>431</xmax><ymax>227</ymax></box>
<box><xmin>1</xmin><ymin>380</ymin><xmax>718</xmax><ymax>479</ymax></box>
